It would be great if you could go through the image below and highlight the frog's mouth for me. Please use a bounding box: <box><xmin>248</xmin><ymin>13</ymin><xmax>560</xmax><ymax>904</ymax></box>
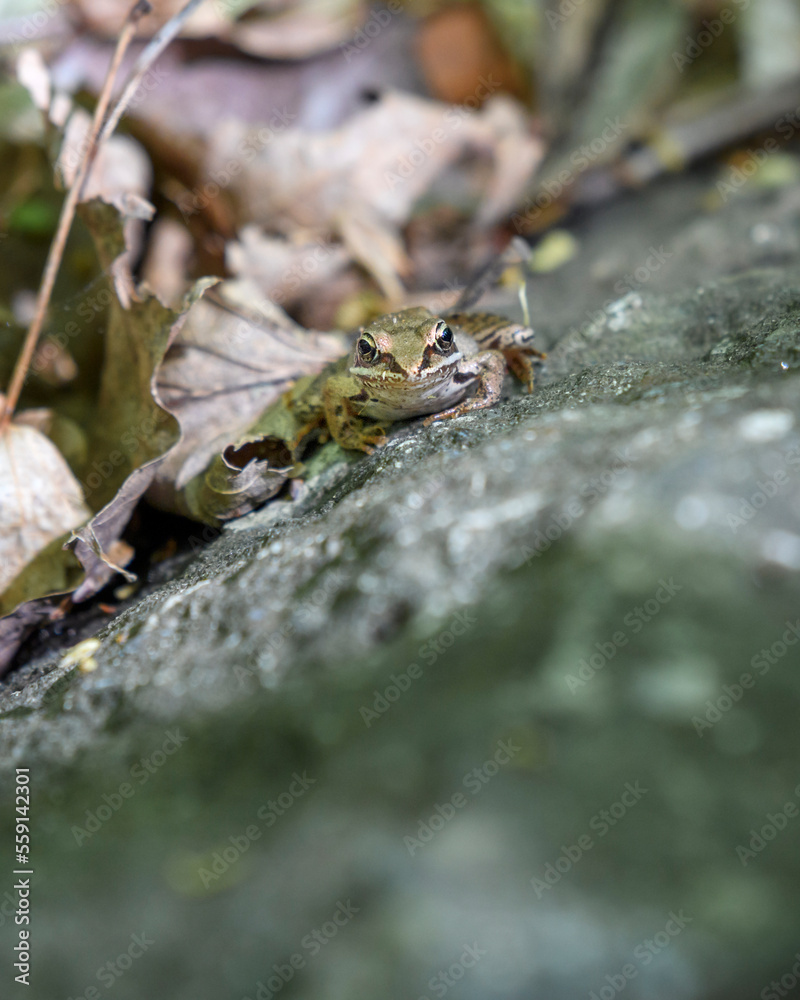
<box><xmin>351</xmin><ymin>351</ymin><xmax>464</xmax><ymax>384</ymax></box>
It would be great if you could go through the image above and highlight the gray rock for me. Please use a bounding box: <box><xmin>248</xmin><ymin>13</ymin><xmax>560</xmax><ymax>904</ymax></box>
<box><xmin>2</xmin><ymin>177</ymin><xmax>800</xmax><ymax>1000</ymax></box>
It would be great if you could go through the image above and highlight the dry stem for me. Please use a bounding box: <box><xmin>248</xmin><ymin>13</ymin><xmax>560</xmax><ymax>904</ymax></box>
<box><xmin>0</xmin><ymin>1</ymin><xmax>151</xmax><ymax>433</ymax></box>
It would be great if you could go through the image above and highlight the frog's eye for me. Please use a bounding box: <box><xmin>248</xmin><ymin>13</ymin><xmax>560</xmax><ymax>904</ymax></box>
<box><xmin>357</xmin><ymin>334</ymin><xmax>378</xmax><ymax>363</ymax></box>
<box><xmin>433</xmin><ymin>322</ymin><xmax>454</xmax><ymax>353</ymax></box>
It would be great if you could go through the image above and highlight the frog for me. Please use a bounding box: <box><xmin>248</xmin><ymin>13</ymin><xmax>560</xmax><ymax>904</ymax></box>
<box><xmin>283</xmin><ymin>307</ymin><xmax>545</xmax><ymax>455</ymax></box>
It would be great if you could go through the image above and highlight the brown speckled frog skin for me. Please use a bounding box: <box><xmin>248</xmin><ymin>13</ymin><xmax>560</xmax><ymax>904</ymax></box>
<box><xmin>285</xmin><ymin>307</ymin><xmax>545</xmax><ymax>454</ymax></box>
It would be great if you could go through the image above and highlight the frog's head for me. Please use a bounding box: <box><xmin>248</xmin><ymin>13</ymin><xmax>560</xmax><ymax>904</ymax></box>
<box><xmin>350</xmin><ymin>307</ymin><xmax>461</xmax><ymax>388</ymax></box>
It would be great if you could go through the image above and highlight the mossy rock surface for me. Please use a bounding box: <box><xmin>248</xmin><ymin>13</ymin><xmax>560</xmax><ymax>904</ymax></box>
<box><xmin>2</xmin><ymin>174</ymin><xmax>800</xmax><ymax>999</ymax></box>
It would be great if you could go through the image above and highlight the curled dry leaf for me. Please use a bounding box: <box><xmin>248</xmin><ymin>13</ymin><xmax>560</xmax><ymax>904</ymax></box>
<box><xmin>148</xmin><ymin>281</ymin><xmax>346</xmax><ymax>520</ymax></box>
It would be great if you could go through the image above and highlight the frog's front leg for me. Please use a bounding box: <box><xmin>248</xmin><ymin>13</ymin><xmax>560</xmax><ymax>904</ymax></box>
<box><xmin>283</xmin><ymin>373</ymin><xmax>329</xmax><ymax>455</ymax></box>
<box><xmin>422</xmin><ymin>350</ymin><xmax>506</xmax><ymax>425</ymax></box>
<box><xmin>446</xmin><ymin>311</ymin><xmax>546</xmax><ymax>392</ymax></box>
<box><xmin>323</xmin><ymin>374</ymin><xmax>389</xmax><ymax>454</ymax></box>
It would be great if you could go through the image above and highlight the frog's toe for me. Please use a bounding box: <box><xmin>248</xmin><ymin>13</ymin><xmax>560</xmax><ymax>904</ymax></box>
<box><xmin>360</xmin><ymin>429</ymin><xmax>388</xmax><ymax>452</ymax></box>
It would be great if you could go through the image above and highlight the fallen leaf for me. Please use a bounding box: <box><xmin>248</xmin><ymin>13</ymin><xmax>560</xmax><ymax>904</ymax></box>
<box><xmin>140</xmin><ymin>217</ymin><xmax>194</xmax><ymax>308</ymax></box>
<box><xmin>0</xmin><ymin>596</ymin><xmax>67</xmax><ymax>676</ymax></box>
<box><xmin>204</xmin><ymin>90</ymin><xmax>543</xmax><ymax>296</ymax></box>
<box><xmin>225</xmin><ymin>225</ymin><xmax>351</xmax><ymax>309</ymax></box>
<box><xmin>16</xmin><ymin>47</ymin><xmax>51</xmax><ymax>114</ymax></box>
<box><xmin>0</xmin><ymin>200</ymin><xmax>215</xmax><ymax>671</ymax></box>
<box><xmin>414</xmin><ymin>3</ymin><xmax>527</xmax><ymax>105</ymax></box>
<box><xmin>148</xmin><ymin>281</ymin><xmax>345</xmax><ymax>516</ymax></box>
<box><xmin>229</xmin><ymin>1</ymin><xmax>365</xmax><ymax>59</ymax></box>
<box><xmin>0</xmin><ymin>421</ymin><xmax>89</xmax><ymax>596</ymax></box>
<box><xmin>61</xmin><ymin>112</ymin><xmax>154</xmax><ymax>305</ymax></box>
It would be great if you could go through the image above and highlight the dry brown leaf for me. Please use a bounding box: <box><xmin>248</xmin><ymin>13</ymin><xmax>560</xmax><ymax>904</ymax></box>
<box><xmin>141</xmin><ymin>218</ymin><xmax>194</xmax><ymax>307</ymax></box>
<box><xmin>0</xmin><ymin>8</ymin><xmax>73</xmax><ymax>48</ymax></box>
<box><xmin>207</xmin><ymin>90</ymin><xmax>541</xmax><ymax>230</ymax></box>
<box><xmin>230</xmin><ymin>1</ymin><xmax>366</xmax><ymax>59</ymax></box>
<box><xmin>414</xmin><ymin>3</ymin><xmax>527</xmax><ymax>105</ymax></box>
<box><xmin>57</xmin><ymin>110</ymin><xmax>154</xmax><ymax>308</ymax></box>
<box><xmin>16</xmin><ymin>48</ymin><xmax>51</xmax><ymax>113</ymax></box>
<box><xmin>204</xmin><ymin>90</ymin><xmax>543</xmax><ymax>297</ymax></box>
<box><xmin>225</xmin><ymin>226</ymin><xmax>351</xmax><ymax>308</ymax></box>
<box><xmin>148</xmin><ymin>282</ymin><xmax>345</xmax><ymax>513</ymax></box>
<box><xmin>67</xmin><ymin>0</ymin><xmax>356</xmax><ymax>53</ymax></box>
<box><xmin>48</xmin><ymin>16</ymin><xmax>418</xmax><ymax>156</ymax></box>
<box><xmin>57</xmin><ymin>108</ymin><xmax>153</xmax><ymax>198</ymax></box>
<box><xmin>0</xmin><ymin>422</ymin><xmax>90</xmax><ymax>595</ymax></box>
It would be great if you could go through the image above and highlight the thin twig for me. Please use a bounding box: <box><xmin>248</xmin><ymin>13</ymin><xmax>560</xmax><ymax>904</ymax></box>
<box><xmin>0</xmin><ymin>0</ymin><xmax>151</xmax><ymax>433</ymax></box>
<box><xmin>453</xmin><ymin>237</ymin><xmax>531</xmax><ymax>312</ymax></box>
<box><xmin>96</xmin><ymin>0</ymin><xmax>205</xmax><ymax>149</ymax></box>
